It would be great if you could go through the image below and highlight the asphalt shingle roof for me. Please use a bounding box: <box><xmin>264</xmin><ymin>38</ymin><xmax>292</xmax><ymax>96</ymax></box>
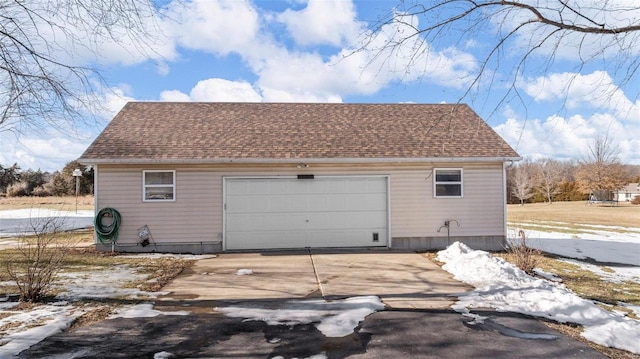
<box><xmin>80</xmin><ymin>102</ymin><xmax>519</xmax><ymax>163</ymax></box>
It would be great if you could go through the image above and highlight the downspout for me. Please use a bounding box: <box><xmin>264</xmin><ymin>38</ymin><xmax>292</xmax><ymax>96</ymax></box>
<box><xmin>93</xmin><ymin>164</ymin><xmax>99</xmax><ymax>247</ymax></box>
<box><xmin>503</xmin><ymin>160</ymin><xmax>515</xmax><ymax>245</ymax></box>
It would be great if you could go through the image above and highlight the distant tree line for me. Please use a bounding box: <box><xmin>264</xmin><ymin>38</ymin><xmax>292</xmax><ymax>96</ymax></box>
<box><xmin>507</xmin><ymin>159</ymin><xmax>640</xmax><ymax>204</ymax></box>
<box><xmin>0</xmin><ymin>160</ymin><xmax>93</xmax><ymax>197</ymax></box>
<box><xmin>507</xmin><ymin>137</ymin><xmax>639</xmax><ymax>205</ymax></box>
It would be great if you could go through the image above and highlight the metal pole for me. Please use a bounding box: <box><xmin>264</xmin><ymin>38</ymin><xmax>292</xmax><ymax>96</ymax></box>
<box><xmin>73</xmin><ymin>168</ymin><xmax>82</xmax><ymax>214</ymax></box>
<box><xmin>75</xmin><ymin>175</ymin><xmax>79</xmax><ymax>214</ymax></box>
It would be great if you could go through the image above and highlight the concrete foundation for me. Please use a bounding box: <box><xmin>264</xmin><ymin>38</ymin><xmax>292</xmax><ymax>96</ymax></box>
<box><xmin>95</xmin><ymin>236</ymin><xmax>506</xmax><ymax>253</ymax></box>
<box><xmin>391</xmin><ymin>236</ymin><xmax>506</xmax><ymax>251</ymax></box>
<box><xmin>96</xmin><ymin>241</ymin><xmax>222</xmax><ymax>254</ymax></box>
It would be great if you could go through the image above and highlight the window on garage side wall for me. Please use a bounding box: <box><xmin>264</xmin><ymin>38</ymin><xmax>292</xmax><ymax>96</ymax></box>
<box><xmin>143</xmin><ymin>170</ymin><xmax>175</xmax><ymax>202</ymax></box>
<box><xmin>434</xmin><ymin>168</ymin><xmax>463</xmax><ymax>198</ymax></box>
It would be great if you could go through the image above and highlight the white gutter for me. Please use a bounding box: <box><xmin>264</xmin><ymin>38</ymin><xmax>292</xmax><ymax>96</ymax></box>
<box><xmin>79</xmin><ymin>156</ymin><xmax>522</xmax><ymax>165</ymax></box>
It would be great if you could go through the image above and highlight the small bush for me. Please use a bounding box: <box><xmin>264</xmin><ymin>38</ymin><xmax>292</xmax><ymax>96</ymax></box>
<box><xmin>631</xmin><ymin>196</ymin><xmax>640</xmax><ymax>205</ymax></box>
<box><xmin>6</xmin><ymin>216</ymin><xmax>74</xmax><ymax>302</ymax></box>
<box><xmin>506</xmin><ymin>230</ymin><xmax>541</xmax><ymax>275</ymax></box>
<box><xmin>31</xmin><ymin>185</ymin><xmax>52</xmax><ymax>197</ymax></box>
<box><xmin>6</xmin><ymin>182</ymin><xmax>29</xmax><ymax>197</ymax></box>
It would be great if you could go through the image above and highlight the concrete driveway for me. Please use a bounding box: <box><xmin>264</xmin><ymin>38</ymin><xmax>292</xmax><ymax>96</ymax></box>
<box><xmin>159</xmin><ymin>249</ymin><xmax>471</xmax><ymax>309</ymax></box>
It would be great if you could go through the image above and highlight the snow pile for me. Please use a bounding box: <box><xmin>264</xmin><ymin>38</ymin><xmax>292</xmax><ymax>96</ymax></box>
<box><xmin>109</xmin><ymin>303</ymin><xmax>190</xmax><ymax>319</ymax></box>
<box><xmin>154</xmin><ymin>352</ymin><xmax>175</xmax><ymax>359</ymax></box>
<box><xmin>216</xmin><ymin>296</ymin><xmax>385</xmax><ymax>337</ymax></box>
<box><xmin>0</xmin><ymin>303</ymin><xmax>83</xmax><ymax>357</ymax></box>
<box><xmin>235</xmin><ymin>268</ymin><xmax>253</xmax><ymax>275</ymax></box>
<box><xmin>55</xmin><ymin>264</ymin><xmax>167</xmax><ymax>299</ymax></box>
<box><xmin>437</xmin><ymin>242</ymin><xmax>640</xmax><ymax>354</ymax></box>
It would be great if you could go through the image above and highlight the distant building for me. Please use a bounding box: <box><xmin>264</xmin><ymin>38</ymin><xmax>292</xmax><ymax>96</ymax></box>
<box><xmin>616</xmin><ymin>183</ymin><xmax>640</xmax><ymax>202</ymax></box>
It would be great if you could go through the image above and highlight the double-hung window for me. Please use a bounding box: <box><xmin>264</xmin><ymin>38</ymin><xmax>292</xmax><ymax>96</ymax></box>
<box><xmin>143</xmin><ymin>170</ymin><xmax>175</xmax><ymax>202</ymax></box>
<box><xmin>434</xmin><ymin>168</ymin><xmax>463</xmax><ymax>198</ymax></box>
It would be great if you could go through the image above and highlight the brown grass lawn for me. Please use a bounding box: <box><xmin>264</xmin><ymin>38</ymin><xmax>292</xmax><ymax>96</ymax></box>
<box><xmin>0</xmin><ymin>195</ymin><xmax>94</xmax><ymax>211</ymax></box>
<box><xmin>508</xmin><ymin>201</ymin><xmax>640</xmax><ymax>228</ymax></box>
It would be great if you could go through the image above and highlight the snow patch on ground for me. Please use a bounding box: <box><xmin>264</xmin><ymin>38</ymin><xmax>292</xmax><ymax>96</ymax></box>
<box><xmin>119</xmin><ymin>253</ymin><xmax>217</xmax><ymax>260</ymax></box>
<box><xmin>559</xmin><ymin>259</ymin><xmax>640</xmax><ymax>283</ymax></box>
<box><xmin>0</xmin><ymin>303</ymin><xmax>83</xmax><ymax>357</ymax></box>
<box><xmin>533</xmin><ymin>268</ymin><xmax>562</xmax><ymax>282</ymax></box>
<box><xmin>216</xmin><ymin>296</ymin><xmax>385</xmax><ymax>338</ymax></box>
<box><xmin>109</xmin><ymin>303</ymin><xmax>190</xmax><ymax>319</ymax></box>
<box><xmin>235</xmin><ymin>268</ymin><xmax>253</xmax><ymax>275</ymax></box>
<box><xmin>437</xmin><ymin>242</ymin><xmax>640</xmax><ymax>354</ymax></box>
<box><xmin>507</xmin><ymin>225</ymin><xmax>640</xmax><ymax>265</ymax></box>
<box><xmin>0</xmin><ymin>209</ymin><xmax>94</xmax><ymax>219</ymax></box>
<box><xmin>55</xmin><ymin>264</ymin><xmax>167</xmax><ymax>299</ymax></box>
<box><xmin>154</xmin><ymin>351</ymin><xmax>175</xmax><ymax>359</ymax></box>
<box><xmin>620</xmin><ymin>302</ymin><xmax>640</xmax><ymax>318</ymax></box>
<box><xmin>272</xmin><ymin>354</ymin><xmax>327</xmax><ymax>359</ymax></box>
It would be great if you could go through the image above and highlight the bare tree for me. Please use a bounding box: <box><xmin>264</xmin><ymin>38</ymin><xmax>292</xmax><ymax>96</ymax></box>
<box><xmin>511</xmin><ymin>160</ymin><xmax>534</xmax><ymax>205</ymax></box>
<box><xmin>535</xmin><ymin>159</ymin><xmax>564</xmax><ymax>204</ymax></box>
<box><xmin>360</xmin><ymin>1</ymin><xmax>640</xmax><ymax>114</ymax></box>
<box><xmin>576</xmin><ymin>134</ymin><xmax>628</xmax><ymax>200</ymax></box>
<box><xmin>0</xmin><ymin>0</ymin><xmax>163</xmax><ymax>134</ymax></box>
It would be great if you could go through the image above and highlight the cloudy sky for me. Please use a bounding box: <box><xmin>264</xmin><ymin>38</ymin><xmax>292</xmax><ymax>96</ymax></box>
<box><xmin>1</xmin><ymin>0</ymin><xmax>639</xmax><ymax>171</ymax></box>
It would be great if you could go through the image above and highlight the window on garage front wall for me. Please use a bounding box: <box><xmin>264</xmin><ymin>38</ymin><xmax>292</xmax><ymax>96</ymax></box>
<box><xmin>434</xmin><ymin>168</ymin><xmax>463</xmax><ymax>198</ymax></box>
<box><xmin>143</xmin><ymin>170</ymin><xmax>175</xmax><ymax>202</ymax></box>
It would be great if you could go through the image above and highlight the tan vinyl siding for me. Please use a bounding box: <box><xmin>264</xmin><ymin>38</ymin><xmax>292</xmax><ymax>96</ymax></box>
<box><xmin>389</xmin><ymin>164</ymin><xmax>505</xmax><ymax>238</ymax></box>
<box><xmin>95</xmin><ymin>162</ymin><xmax>506</xmax><ymax>246</ymax></box>
<box><xmin>97</xmin><ymin>167</ymin><xmax>221</xmax><ymax>244</ymax></box>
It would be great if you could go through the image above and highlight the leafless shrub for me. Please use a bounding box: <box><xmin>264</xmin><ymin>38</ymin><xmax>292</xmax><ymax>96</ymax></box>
<box><xmin>6</xmin><ymin>216</ymin><xmax>75</xmax><ymax>302</ymax></box>
<box><xmin>6</xmin><ymin>182</ymin><xmax>29</xmax><ymax>197</ymax></box>
<box><xmin>506</xmin><ymin>230</ymin><xmax>540</xmax><ymax>275</ymax></box>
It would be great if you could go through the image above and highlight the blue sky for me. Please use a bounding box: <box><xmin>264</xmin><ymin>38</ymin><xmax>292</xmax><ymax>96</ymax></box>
<box><xmin>1</xmin><ymin>0</ymin><xmax>639</xmax><ymax>171</ymax></box>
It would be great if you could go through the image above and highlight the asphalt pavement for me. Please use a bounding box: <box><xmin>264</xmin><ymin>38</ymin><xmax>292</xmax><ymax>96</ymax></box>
<box><xmin>18</xmin><ymin>304</ymin><xmax>603</xmax><ymax>358</ymax></box>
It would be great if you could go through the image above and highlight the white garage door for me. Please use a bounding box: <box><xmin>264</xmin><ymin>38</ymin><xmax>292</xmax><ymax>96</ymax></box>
<box><xmin>224</xmin><ymin>176</ymin><xmax>388</xmax><ymax>250</ymax></box>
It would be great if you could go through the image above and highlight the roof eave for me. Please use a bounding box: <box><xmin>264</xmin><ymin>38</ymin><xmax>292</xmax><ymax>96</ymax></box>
<box><xmin>79</xmin><ymin>156</ymin><xmax>523</xmax><ymax>165</ymax></box>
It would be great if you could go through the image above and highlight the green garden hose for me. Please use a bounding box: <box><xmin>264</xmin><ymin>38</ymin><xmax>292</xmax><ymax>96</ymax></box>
<box><xmin>94</xmin><ymin>208</ymin><xmax>122</xmax><ymax>244</ymax></box>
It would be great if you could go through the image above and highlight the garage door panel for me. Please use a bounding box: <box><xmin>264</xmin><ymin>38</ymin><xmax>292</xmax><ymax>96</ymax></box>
<box><xmin>225</xmin><ymin>177</ymin><xmax>388</xmax><ymax>250</ymax></box>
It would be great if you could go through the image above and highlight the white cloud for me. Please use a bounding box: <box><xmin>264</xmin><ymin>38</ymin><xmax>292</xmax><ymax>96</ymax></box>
<box><xmin>248</xmin><ymin>14</ymin><xmax>478</xmax><ymax>101</ymax></box>
<box><xmin>24</xmin><ymin>1</ymin><xmax>178</xmax><ymax>67</ymax></box>
<box><xmin>143</xmin><ymin>1</ymin><xmax>478</xmax><ymax>105</ymax></box>
<box><xmin>160</xmin><ymin>78</ymin><xmax>262</xmax><ymax>102</ymax></box>
<box><xmin>163</xmin><ymin>0</ymin><xmax>259</xmax><ymax>56</ymax></box>
<box><xmin>494</xmin><ymin>113</ymin><xmax>640</xmax><ymax>164</ymax></box>
<box><xmin>522</xmin><ymin>71</ymin><xmax>640</xmax><ymax>121</ymax></box>
<box><xmin>260</xmin><ymin>87</ymin><xmax>342</xmax><ymax>103</ymax></box>
<box><xmin>159</xmin><ymin>90</ymin><xmax>192</xmax><ymax>102</ymax></box>
<box><xmin>0</xmin><ymin>86</ymin><xmax>134</xmax><ymax>172</ymax></box>
<box><xmin>0</xmin><ymin>134</ymin><xmax>92</xmax><ymax>172</ymax></box>
<box><xmin>190</xmin><ymin>79</ymin><xmax>262</xmax><ymax>102</ymax></box>
<box><xmin>276</xmin><ymin>0</ymin><xmax>364</xmax><ymax>47</ymax></box>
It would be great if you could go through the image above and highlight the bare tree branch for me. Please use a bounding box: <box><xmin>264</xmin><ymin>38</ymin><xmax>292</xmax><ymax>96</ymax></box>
<box><xmin>0</xmin><ymin>0</ymin><xmax>166</xmax><ymax>134</ymax></box>
<box><xmin>355</xmin><ymin>0</ymin><xmax>640</xmax><ymax>118</ymax></box>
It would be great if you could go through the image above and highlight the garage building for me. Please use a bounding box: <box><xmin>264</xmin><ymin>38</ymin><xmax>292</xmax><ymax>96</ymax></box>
<box><xmin>80</xmin><ymin>102</ymin><xmax>520</xmax><ymax>253</ymax></box>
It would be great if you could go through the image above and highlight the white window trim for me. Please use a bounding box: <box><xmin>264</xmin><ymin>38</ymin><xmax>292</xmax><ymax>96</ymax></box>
<box><xmin>433</xmin><ymin>168</ymin><xmax>463</xmax><ymax>198</ymax></box>
<box><xmin>143</xmin><ymin>170</ymin><xmax>176</xmax><ymax>202</ymax></box>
